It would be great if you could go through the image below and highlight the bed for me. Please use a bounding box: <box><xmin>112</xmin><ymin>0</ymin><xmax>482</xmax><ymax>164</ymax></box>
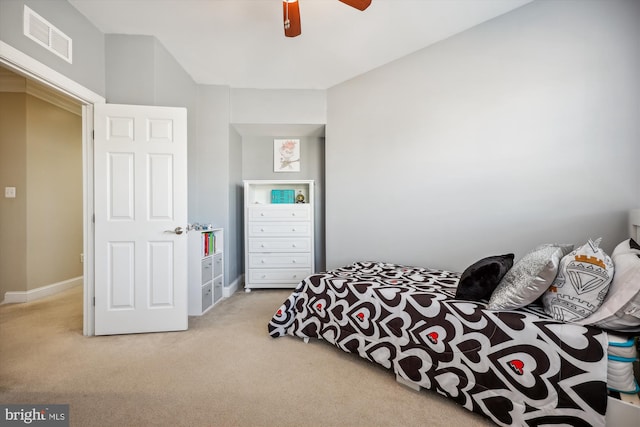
<box><xmin>268</xmin><ymin>261</ymin><xmax>639</xmax><ymax>426</ymax></box>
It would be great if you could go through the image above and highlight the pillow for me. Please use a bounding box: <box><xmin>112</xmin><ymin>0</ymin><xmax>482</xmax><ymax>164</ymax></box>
<box><xmin>606</xmin><ymin>333</ymin><xmax>639</xmax><ymax>394</ymax></box>
<box><xmin>578</xmin><ymin>238</ymin><xmax>640</xmax><ymax>331</ymax></box>
<box><xmin>455</xmin><ymin>254</ymin><xmax>514</xmax><ymax>301</ymax></box>
<box><xmin>487</xmin><ymin>244</ymin><xmax>573</xmax><ymax>310</ymax></box>
<box><xmin>542</xmin><ymin>238</ymin><xmax>614</xmax><ymax>322</ymax></box>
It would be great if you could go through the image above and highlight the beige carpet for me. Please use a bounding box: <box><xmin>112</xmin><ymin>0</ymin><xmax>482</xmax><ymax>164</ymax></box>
<box><xmin>0</xmin><ymin>286</ymin><xmax>495</xmax><ymax>427</ymax></box>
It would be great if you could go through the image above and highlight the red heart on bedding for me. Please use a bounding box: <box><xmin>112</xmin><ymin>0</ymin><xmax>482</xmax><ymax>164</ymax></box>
<box><xmin>508</xmin><ymin>359</ymin><xmax>525</xmax><ymax>375</ymax></box>
<box><xmin>427</xmin><ymin>332</ymin><xmax>439</xmax><ymax>344</ymax></box>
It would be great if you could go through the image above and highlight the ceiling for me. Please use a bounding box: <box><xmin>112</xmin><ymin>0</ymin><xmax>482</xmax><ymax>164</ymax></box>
<box><xmin>68</xmin><ymin>0</ymin><xmax>533</xmax><ymax>90</ymax></box>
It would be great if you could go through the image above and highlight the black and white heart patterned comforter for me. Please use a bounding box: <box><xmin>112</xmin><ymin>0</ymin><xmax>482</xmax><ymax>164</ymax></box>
<box><xmin>268</xmin><ymin>262</ymin><xmax>608</xmax><ymax>426</ymax></box>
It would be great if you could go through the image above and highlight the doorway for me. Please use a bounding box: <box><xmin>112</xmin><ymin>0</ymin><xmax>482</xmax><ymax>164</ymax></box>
<box><xmin>0</xmin><ymin>40</ymin><xmax>105</xmax><ymax>335</ymax></box>
<box><xmin>0</xmin><ymin>66</ymin><xmax>83</xmax><ymax>311</ymax></box>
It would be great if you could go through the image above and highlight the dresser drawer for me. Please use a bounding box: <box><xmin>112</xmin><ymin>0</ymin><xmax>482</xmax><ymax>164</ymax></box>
<box><xmin>248</xmin><ymin>237</ymin><xmax>311</xmax><ymax>253</ymax></box>
<box><xmin>248</xmin><ymin>205</ymin><xmax>310</xmax><ymax>221</ymax></box>
<box><xmin>249</xmin><ymin>253</ymin><xmax>311</xmax><ymax>269</ymax></box>
<box><xmin>248</xmin><ymin>222</ymin><xmax>311</xmax><ymax>237</ymax></box>
<box><xmin>249</xmin><ymin>268</ymin><xmax>311</xmax><ymax>284</ymax></box>
<box><xmin>201</xmin><ymin>257</ymin><xmax>213</xmax><ymax>285</ymax></box>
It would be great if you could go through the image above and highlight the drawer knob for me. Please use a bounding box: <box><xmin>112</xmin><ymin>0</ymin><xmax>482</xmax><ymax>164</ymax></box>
<box><xmin>292</xmin><ymin>244</ymin><xmax>296</xmax><ymax>248</ymax></box>
<box><xmin>261</xmin><ymin>244</ymin><xmax>265</xmax><ymax>248</ymax></box>
<box><xmin>292</xmin><ymin>228</ymin><xmax>296</xmax><ymax>231</ymax></box>
<box><xmin>292</xmin><ymin>212</ymin><xmax>296</xmax><ymax>216</ymax></box>
<box><xmin>260</xmin><ymin>212</ymin><xmax>265</xmax><ymax>216</ymax></box>
<box><xmin>261</xmin><ymin>275</ymin><xmax>266</xmax><ymax>279</ymax></box>
<box><xmin>260</xmin><ymin>228</ymin><xmax>265</xmax><ymax>232</ymax></box>
<box><xmin>261</xmin><ymin>259</ymin><xmax>265</xmax><ymax>264</ymax></box>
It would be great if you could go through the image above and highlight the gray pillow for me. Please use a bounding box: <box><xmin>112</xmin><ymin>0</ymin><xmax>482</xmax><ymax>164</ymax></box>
<box><xmin>488</xmin><ymin>244</ymin><xmax>573</xmax><ymax>310</ymax></box>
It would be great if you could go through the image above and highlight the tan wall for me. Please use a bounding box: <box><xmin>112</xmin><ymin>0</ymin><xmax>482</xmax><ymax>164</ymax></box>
<box><xmin>0</xmin><ymin>92</ymin><xmax>28</xmax><ymax>298</ymax></box>
<box><xmin>26</xmin><ymin>95</ymin><xmax>83</xmax><ymax>291</ymax></box>
<box><xmin>0</xmin><ymin>84</ymin><xmax>82</xmax><ymax>299</ymax></box>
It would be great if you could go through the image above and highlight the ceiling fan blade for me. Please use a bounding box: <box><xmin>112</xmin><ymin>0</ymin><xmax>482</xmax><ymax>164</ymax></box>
<box><xmin>283</xmin><ymin>0</ymin><xmax>301</xmax><ymax>37</ymax></box>
<box><xmin>338</xmin><ymin>0</ymin><xmax>372</xmax><ymax>11</ymax></box>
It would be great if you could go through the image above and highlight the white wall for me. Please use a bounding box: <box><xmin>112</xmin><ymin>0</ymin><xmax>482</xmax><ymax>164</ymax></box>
<box><xmin>326</xmin><ymin>0</ymin><xmax>640</xmax><ymax>272</ymax></box>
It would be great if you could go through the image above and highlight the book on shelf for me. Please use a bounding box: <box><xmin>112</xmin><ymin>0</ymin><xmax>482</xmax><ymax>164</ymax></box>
<box><xmin>202</xmin><ymin>231</ymin><xmax>217</xmax><ymax>257</ymax></box>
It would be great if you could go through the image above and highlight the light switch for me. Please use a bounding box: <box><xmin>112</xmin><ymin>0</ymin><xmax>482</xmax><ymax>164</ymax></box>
<box><xmin>4</xmin><ymin>187</ymin><xmax>16</xmax><ymax>198</ymax></box>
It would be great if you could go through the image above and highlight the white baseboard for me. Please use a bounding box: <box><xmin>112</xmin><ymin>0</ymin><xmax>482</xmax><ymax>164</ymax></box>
<box><xmin>1</xmin><ymin>276</ymin><xmax>82</xmax><ymax>304</ymax></box>
<box><xmin>224</xmin><ymin>275</ymin><xmax>244</xmax><ymax>298</ymax></box>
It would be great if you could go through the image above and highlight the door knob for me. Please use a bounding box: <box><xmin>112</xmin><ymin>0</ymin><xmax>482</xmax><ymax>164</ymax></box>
<box><xmin>166</xmin><ymin>227</ymin><xmax>184</xmax><ymax>235</ymax></box>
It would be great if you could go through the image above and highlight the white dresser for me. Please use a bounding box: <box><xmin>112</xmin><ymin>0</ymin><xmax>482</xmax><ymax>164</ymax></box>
<box><xmin>244</xmin><ymin>180</ymin><xmax>314</xmax><ymax>291</ymax></box>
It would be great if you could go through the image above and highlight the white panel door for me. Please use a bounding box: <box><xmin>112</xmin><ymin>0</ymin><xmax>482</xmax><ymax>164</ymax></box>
<box><xmin>94</xmin><ymin>104</ymin><xmax>188</xmax><ymax>335</ymax></box>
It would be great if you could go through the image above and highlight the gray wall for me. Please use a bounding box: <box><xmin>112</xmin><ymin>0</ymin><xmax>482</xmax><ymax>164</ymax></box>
<box><xmin>0</xmin><ymin>1</ymin><xmax>324</xmax><ymax>291</ymax></box>
<box><xmin>241</xmin><ymin>135</ymin><xmax>326</xmax><ymax>271</ymax></box>
<box><xmin>105</xmin><ymin>35</ymin><xmax>157</xmax><ymax>104</ymax></box>
<box><xmin>326</xmin><ymin>0</ymin><xmax>640</xmax><ymax>272</ymax></box>
<box><xmin>6</xmin><ymin>0</ymin><xmax>637</xmax><ymax>291</ymax></box>
<box><xmin>228</xmin><ymin>126</ymin><xmax>243</xmax><ymax>283</ymax></box>
<box><xmin>231</xmin><ymin>89</ymin><xmax>326</xmax><ymax>124</ymax></box>
<box><xmin>0</xmin><ymin>0</ymin><xmax>105</xmax><ymax>96</ymax></box>
<box><xmin>194</xmin><ymin>85</ymin><xmax>234</xmax><ymax>285</ymax></box>
<box><xmin>230</xmin><ymin>88</ymin><xmax>328</xmax><ymax>273</ymax></box>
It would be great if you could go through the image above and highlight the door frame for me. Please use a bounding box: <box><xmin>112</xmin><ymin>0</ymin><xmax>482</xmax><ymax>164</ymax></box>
<box><xmin>0</xmin><ymin>41</ymin><xmax>105</xmax><ymax>336</ymax></box>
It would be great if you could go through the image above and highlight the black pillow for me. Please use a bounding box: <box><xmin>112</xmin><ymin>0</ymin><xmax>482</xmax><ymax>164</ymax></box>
<box><xmin>455</xmin><ymin>254</ymin><xmax>515</xmax><ymax>301</ymax></box>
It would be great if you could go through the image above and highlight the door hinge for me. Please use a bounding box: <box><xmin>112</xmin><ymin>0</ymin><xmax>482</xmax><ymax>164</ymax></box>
<box><xmin>92</xmin><ymin>213</ymin><xmax>95</xmax><ymax>223</ymax></box>
<box><xmin>92</xmin><ymin>130</ymin><xmax>95</xmax><ymax>140</ymax></box>
<box><xmin>92</xmin><ymin>296</ymin><xmax>95</xmax><ymax>306</ymax></box>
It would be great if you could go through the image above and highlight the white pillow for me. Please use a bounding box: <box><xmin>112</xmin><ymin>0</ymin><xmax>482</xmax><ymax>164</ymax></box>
<box><xmin>542</xmin><ymin>238</ymin><xmax>613</xmax><ymax>322</ymax></box>
<box><xmin>608</xmin><ymin>359</ymin><xmax>639</xmax><ymax>394</ymax></box>
<box><xmin>606</xmin><ymin>333</ymin><xmax>639</xmax><ymax>394</ymax></box>
<box><xmin>579</xmin><ymin>238</ymin><xmax>640</xmax><ymax>331</ymax></box>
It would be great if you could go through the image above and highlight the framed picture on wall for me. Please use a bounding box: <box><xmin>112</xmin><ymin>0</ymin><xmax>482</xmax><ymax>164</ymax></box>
<box><xmin>274</xmin><ymin>139</ymin><xmax>300</xmax><ymax>172</ymax></box>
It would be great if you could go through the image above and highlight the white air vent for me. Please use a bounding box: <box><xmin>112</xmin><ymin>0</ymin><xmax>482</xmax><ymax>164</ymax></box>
<box><xmin>23</xmin><ymin>5</ymin><xmax>72</xmax><ymax>64</ymax></box>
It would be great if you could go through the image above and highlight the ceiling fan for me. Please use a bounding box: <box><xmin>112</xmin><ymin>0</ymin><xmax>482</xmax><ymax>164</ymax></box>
<box><xmin>283</xmin><ymin>0</ymin><xmax>372</xmax><ymax>37</ymax></box>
